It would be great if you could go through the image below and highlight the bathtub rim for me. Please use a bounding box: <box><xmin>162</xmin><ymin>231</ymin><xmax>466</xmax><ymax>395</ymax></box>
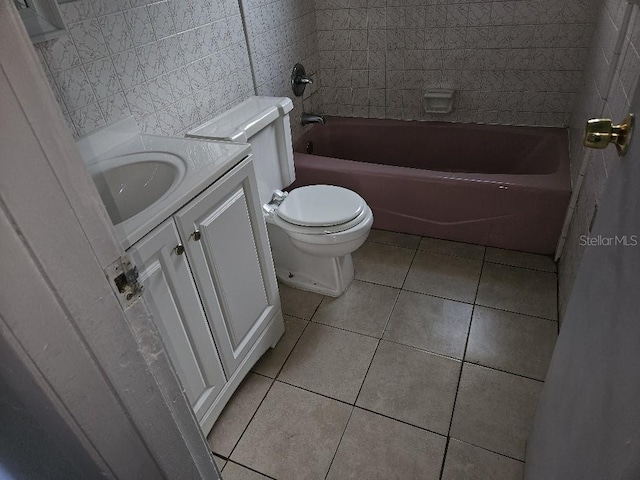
<box><xmin>293</xmin><ymin>151</ymin><xmax>571</xmax><ymax>194</ymax></box>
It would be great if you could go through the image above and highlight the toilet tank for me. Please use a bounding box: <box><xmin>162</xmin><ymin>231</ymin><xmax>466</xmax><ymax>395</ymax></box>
<box><xmin>187</xmin><ymin>96</ymin><xmax>295</xmax><ymax>205</ymax></box>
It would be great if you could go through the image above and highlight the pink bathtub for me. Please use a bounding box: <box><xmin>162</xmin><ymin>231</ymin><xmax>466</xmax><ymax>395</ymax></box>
<box><xmin>291</xmin><ymin>117</ymin><xmax>571</xmax><ymax>255</ymax></box>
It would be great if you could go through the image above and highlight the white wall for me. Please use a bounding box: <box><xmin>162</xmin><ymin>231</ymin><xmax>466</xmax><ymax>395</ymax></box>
<box><xmin>559</xmin><ymin>0</ymin><xmax>640</xmax><ymax>319</ymax></box>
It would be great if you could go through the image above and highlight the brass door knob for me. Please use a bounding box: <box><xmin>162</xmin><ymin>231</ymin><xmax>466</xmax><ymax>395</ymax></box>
<box><xmin>584</xmin><ymin>113</ymin><xmax>634</xmax><ymax>156</ymax></box>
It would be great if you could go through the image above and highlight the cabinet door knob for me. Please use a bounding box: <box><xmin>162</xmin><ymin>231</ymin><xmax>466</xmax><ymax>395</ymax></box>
<box><xmin>191</xmin><ymin>230</ymin><xmax>201</xmax><ymax>241</ymax></box>
<box><xmin>173</xmin><ymin>244</ymin><xmax>185</xmax><ymax>255</ymax></box>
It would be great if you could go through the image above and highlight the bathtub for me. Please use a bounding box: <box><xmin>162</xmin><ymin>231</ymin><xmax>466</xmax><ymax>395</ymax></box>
<box><xmin>291</xmin><ymin>117</ymin><xmax>571</xmax><ymax>255</ymax></box>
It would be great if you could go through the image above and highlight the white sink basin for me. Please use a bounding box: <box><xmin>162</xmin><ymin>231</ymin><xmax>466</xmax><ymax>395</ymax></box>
<box><xmin>77</xmin><ymin>118</ymin><xmax>250</xmax><ymax>247</ymax></box>
<box><xmin>89</xmin><ymin>152</ymin><xmax>186</xmax><ymax>225</ymax></box>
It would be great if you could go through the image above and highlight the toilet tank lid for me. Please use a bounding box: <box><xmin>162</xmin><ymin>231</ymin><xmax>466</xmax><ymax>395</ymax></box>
<box><xmin>186</xmin><ymin>96</ymin><xmax>293</xmax><ymax>143</ymax></box>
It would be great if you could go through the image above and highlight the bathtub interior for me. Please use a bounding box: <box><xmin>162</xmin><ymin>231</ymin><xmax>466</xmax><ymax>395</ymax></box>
<box><xmin>295</xmin><ymin>117</ymin><xmax>565</xmax><ymax>176</ymax></box>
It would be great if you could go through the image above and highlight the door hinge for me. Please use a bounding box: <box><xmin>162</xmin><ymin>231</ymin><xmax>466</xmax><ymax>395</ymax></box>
<box><xmin>106</xmin><ymin>255</ymin><xmax>143</xmax><ymax>309</ymax></box>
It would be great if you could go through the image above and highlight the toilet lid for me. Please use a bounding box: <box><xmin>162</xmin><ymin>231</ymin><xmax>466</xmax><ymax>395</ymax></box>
<box><xmin>277</xmin><ymin>185</ymin><xmax>366</xmax><ymax>227</ymax></box>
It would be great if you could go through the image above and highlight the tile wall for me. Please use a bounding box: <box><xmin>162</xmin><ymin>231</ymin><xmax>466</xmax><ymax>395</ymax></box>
<box><xmin>316</xmin><ymin>0</ymin><xmax>598</xmax><ymax>126</ymax></box>
<box><xmin>35</xmin><ymin>0</ymin><xmax>605</xmax><ymax>138</ymax></box>
<box><xmin>558</xmin><ymin>0</ymin><xmax>640</xmax><ymax>318</ymax></box>
<box><xmin>36</xmin><ymin>0</ymin><xmax>254</xmax><ymax>137</ymax></box>
<box><xmin>239</xmin><ymin>0</ymin><xmax>322</xmax><ymax>140</ymax></box>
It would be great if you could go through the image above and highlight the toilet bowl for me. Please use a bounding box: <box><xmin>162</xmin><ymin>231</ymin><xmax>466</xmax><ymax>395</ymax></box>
<box><xmin>263</xmin><ymin>184</ymin><xmax>373</xmax><ymax>295</ymax></box>
<box><xmin>187</xmin><ymin>96</ymin><xmax>373</xmax><ymax>296</ymax></box>
<box><xmin>265</xmin><ymin>184</ymin><xmax>373</xmax><ymax>257</ymax></box>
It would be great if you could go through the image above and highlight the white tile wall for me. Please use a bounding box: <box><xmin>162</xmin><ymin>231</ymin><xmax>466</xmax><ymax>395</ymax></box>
<box><xmin>36</xmin><ymin>0</ymin><xmax>605</xmax><ymax>136</ymax></box>
<box><xmin>38</xmin><ymin>0</ymin><xmax>254</xmax><ymax>137</ymax></box>
<box><xmin>559</xmin><ymin>0</ymin><xmax>640</xmax><ymax>319</ymax></box>
<box><xmin>316</xmin><ymin>0</ymin><xmax>598</xmax><ymax>127</ymax></box>
<box><xmin>239</xmin><ymin>0</ymin><xmax>321</xmax><ymax>140</ymax></box>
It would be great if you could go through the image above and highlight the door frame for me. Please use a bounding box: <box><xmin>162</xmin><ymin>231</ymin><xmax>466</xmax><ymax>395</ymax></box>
<box><xmin>0</xmin><ymin>3</ymin><xmax>219</xmax><ymax>478</ymax></box>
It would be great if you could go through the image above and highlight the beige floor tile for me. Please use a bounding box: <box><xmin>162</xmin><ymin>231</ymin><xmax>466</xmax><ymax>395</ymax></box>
<box><xmin>278</xmin><ymin>323</ymin><xmax>378</xmax><ymax>403</ymax></box>
<box><xmin>207</xmin><ymin>373</ymin><xmax>272</xmax><ymax>457</ymax></box>
<box><xmin>404</xmin><ymin>251</ymin><xmax>482</xmax><ymax>303</ymax></box>
<box><xmin>419</xmin><ymin>237</ymin><xmax>486</xmax><ymax>260</ymax></box>
<box><xmin>278</xmin><ymin>283</ymin><xmax>324</xmax><ymax>320</ymax></box>
<box><xmin>352</xmin><ymin>241</ymin><xmax>415</xmax><ymax>287</ymax></box>
<box><xmin>466</xmin><ymin>306</ymin><xmax>557</xmax><ymax>380</ymax></box>
<box><xmin>231</xmin><ymin>382</ymin><xmax>351</xmax><ymax>480</ymax></box>
<box><xmin>326</xmin><ymin>408</ymin><xmax>446</xmax><ymax>480</ymax></box>
<box><xmin>476</xmin><ymin>263</ymin><xmax>558</xmax><ymax>320</ymax></box>
<box><xmin>213</xmin><ymin>455</ymin><xmax>226</xmax><ymax>471</ymax></box>
<box><xmin>367</xmin><ymin>228</ymin><xmax>421</xmax><ymax>249</ymax></box>
<box><xmin>384</xmin><ymin>290</ymin><xmax>473</xmax><ymax>359</ymax></box>
<box><xmin>357</xmin><ymin>341</ymin><xmax>461</xmax><ymax>434</ymax></box>
<box><xmin>252</xmin><ymin>315</ymin><xmax>308</xmax><ymax>378</ymax></box>
<box><xmin>441</xmin><ymin>439</ymin><xmax>524</xmax><ymax>480</ymax></box>
<box><xmin>313</xmin><ymin>280</ymin><xmax>399</xmax><ymax>337</ymax></box>
<box><xmin>221</xmin><ymin>462</ymin><xmax>270</xmax><ymax>480</ymax></box>
<box><xmin>485</xmin><ymin>247</ymin><xmax>556</xmax><ymax>272</ymax></box>
<box><xmin>450</xmin><ymin>363</ymin><xmax>543</xmax><ymax>460</ymax></box>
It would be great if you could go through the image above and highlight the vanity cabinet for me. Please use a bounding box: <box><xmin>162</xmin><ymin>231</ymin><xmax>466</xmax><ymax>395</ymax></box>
<box><xmin>129</xmin><ymin>220</ymin><xmax>226</xmax><ymax>423</ymax></box>
<box><xmin>175</xmin><ymin>157</ymin><xmax>278</xmax><ymax>377</ymax></box>
<box><xmin>129</xmin><ymin>156</ymin><xmax>284</xmax><ymax>434</ymax></box>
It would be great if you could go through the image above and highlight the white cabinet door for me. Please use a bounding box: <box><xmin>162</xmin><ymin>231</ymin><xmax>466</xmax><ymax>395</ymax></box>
<box><xmin>176</xmin><ymin>157</ymin><xmax>280</xmax><ymax>376</ymax></box>
<box><xmin>128</xmin><ymin>219</ymin><xmax>226</xmax><ymax>422</ymax></box>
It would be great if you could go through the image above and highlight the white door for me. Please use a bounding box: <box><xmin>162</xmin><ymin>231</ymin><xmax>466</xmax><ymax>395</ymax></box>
<box><xmin>525</xmin><ymin>89</ymin><xmax>640</xmax><ymax>476</ymax></box>
<box><xmin>176</xmin><ymin>157</ymin><xmax>280</xmax><ymax>377</ymax></box>
<box><xmin>0</xmin><ymin>3</ymin><xmax>220</xmax><ymax>477</ymax></box>
<box><xmin>129</xmin><ymin>219</ymin><xmax>226</xmax><ymax>422</ymax></box>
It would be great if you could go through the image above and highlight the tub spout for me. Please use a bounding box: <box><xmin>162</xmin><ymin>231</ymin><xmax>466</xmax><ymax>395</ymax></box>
<box><xmin>301</xmin><ymin>113</ymin><xmax>325</xmax><ymax>126</ymax></box>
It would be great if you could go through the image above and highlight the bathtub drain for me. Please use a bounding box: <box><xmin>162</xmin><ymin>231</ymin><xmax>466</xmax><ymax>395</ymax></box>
<box><xmin>306</xmin><ymin>141</ymin><xmax>314</xmax><ymax>154</ymax></box>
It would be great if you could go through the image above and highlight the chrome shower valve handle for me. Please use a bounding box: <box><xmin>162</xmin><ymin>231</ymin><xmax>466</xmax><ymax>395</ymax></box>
<box><xmin>291</xmin><ymin>63</ymin><xmax>312</xmax><ymax>97</ymax></box>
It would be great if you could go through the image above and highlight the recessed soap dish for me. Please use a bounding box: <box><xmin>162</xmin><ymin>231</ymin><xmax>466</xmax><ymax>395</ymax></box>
<box><xmin>424</xmin><ymin>89</ymin><xmax>455</xmax><ymax>114</ymax></box>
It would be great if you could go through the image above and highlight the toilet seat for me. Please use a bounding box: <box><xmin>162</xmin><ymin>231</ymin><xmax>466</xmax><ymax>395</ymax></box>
<box><xmin>277</xmin><ymin>185</ymin><xmax>366</xmax><ymax>227</ymax></box>
<box><xmin>265</xmin><ymin>185</ymin><xmax>370</xmax><ymax>235</ymax></box>
<box><xmin>270</xmin><ymin>205</ymin><xmax>371</xmax><ymax>236</ymax></box>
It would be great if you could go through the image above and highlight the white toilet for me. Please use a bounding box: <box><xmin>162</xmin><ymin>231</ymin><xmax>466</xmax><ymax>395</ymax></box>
<box><xmin>187</xmin><ymin>96</ymin><xmax>373</xmax><ymax>296</ymax></box>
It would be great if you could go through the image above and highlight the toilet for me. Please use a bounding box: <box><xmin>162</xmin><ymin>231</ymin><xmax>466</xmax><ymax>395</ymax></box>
<box><xmin>187</xmin><ymin>96</ymin><xmax>373</xmax><ymax>296</ymax></box>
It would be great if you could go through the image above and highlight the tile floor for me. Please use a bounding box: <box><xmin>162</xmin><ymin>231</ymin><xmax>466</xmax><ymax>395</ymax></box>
<box><xmin>208</xmin><ymin>230</ymin><xmax>559</xmax><ymax>480</ymax></box>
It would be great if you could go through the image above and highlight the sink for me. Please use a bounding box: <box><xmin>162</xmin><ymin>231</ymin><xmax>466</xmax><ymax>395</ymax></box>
<box><xmin>76</xmin><ymin>117</ymin><xmax>250</xmax><ymax>247</ymax></box>
<box><xmin>88</xmin><ymin>152</ymin><xmax>186</xmax><ymax>225</ymax></box>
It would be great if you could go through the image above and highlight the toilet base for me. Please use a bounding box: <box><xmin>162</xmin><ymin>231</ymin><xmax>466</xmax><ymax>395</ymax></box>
<box><xmin>267</xmin><ymin>223</ymin><xmax>355</xmax><ymax>297</ymax></box>
<box><xmin>276</xmin><ymin>255</ymin><xmax>354</xmax><ymax>297</ymax></box>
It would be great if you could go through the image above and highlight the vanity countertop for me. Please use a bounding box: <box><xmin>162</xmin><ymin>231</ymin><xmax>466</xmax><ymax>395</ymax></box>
<box><xmin>78</xmin><ymin>119</ymin><xmax>251</xmax><ymax>249</ymax></box>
